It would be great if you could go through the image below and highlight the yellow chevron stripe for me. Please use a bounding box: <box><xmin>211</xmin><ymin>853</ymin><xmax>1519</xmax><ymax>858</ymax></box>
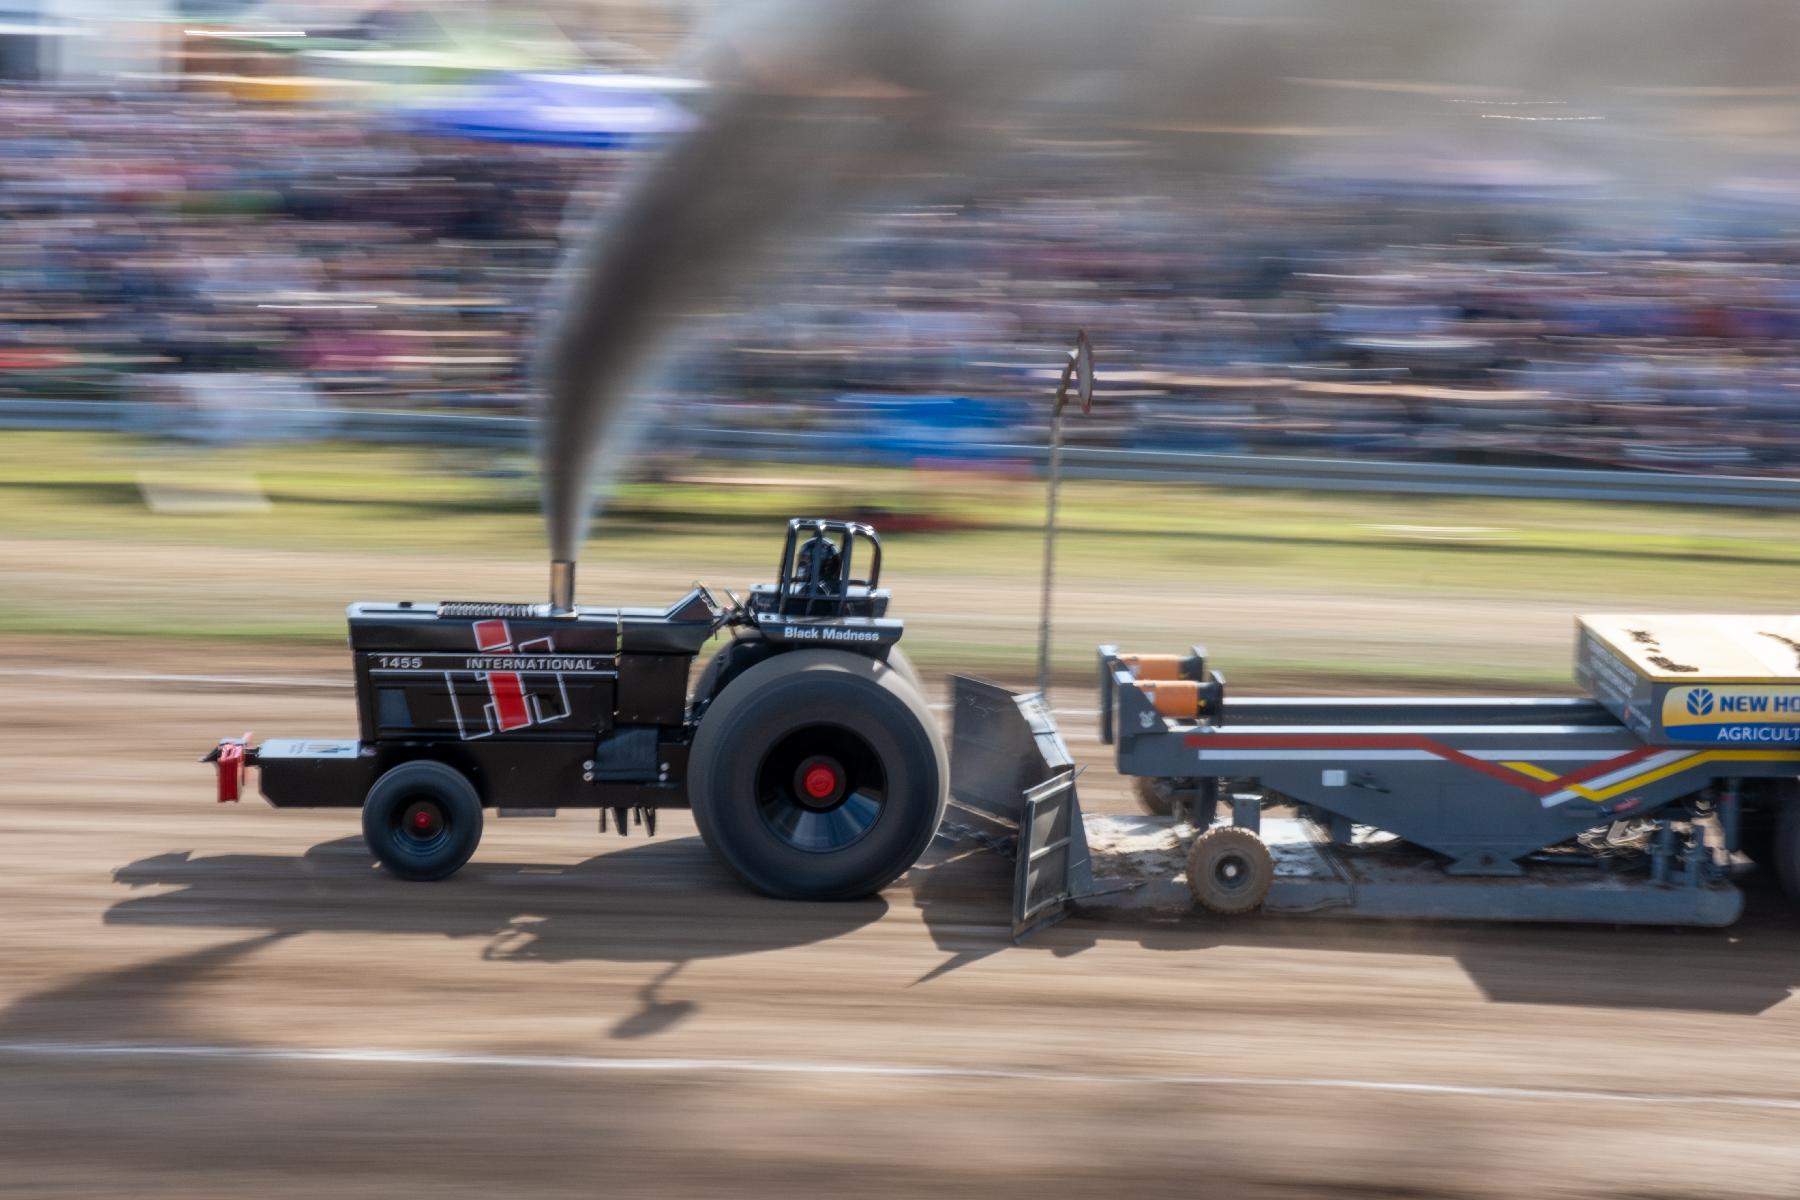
<box><xmin>1569</xmin><ymin>750</ymin><xmax>1800</xmax><ymax>803</ymax></box>
<box><xmin>1501</xmin><ymin>761</ymin><xmax>1559</xmax><ymax>782</ymax></box>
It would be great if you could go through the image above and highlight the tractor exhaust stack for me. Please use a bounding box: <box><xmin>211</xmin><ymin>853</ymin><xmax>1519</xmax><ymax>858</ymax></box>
<box><xmin>549</xmin><ymin>559</ymin><xmax>577</xmax><ymax>615</ymax></box>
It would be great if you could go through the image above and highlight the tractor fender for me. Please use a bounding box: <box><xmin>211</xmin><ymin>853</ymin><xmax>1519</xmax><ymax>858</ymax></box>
<box><xmin>693</xmin><ymin>637</ymin><xmax>924</xmax><ymax>711</ymax></box>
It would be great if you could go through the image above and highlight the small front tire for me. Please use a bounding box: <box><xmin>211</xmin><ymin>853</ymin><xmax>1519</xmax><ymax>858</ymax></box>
<box><xmin>362</xmin><ymin>760</ymin><xmax>483</xmax><ymax>882</ymax></box>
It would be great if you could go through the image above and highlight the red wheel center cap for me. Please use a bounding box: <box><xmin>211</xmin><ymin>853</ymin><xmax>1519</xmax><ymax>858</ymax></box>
<box><xmin>802</xmin><ymin>765</ymin><xmax>839</xmax><ymax>800</ymax></box>
<box><xmin>413</xmin><ymin>809</ymin><xmax>435</xmax><ymax>831</ymax></box>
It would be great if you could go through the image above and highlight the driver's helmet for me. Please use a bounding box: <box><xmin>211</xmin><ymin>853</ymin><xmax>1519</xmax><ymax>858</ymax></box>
<box><xmin>795</xmin><ymin>535</ymin><xmax>843</xmax><ymax>594</ymax></box>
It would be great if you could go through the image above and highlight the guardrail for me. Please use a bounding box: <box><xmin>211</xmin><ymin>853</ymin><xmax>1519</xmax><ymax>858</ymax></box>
<box><xmin>7</xmin><ymin>398</ymin><xmax>1800</xmax><ymax>510</ymax></box>
<box><xmin>0</xmin><ymin>399</ymin><xmax>539</xmax><ymax>446</ymax></box>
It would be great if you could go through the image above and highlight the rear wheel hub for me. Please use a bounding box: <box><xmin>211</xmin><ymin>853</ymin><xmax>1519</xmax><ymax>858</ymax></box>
<box><xmin>757</xmin><ymin>726</ymin><xmax>886</xmax><ymax>853</ymax></box>
<box><xmin>795</xmin><ymin>756</ymin><xmax>846</xmax><ymax>808</ymax></box>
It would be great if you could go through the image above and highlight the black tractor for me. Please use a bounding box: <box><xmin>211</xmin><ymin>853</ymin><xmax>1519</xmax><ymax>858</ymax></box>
<box><xmin>205</xmin><ymin>519</ymin><xmax>946</xmax><ymax>900</ymax></box>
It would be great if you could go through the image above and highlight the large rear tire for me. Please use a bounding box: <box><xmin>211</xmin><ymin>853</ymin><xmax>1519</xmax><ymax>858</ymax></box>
<box><xmin>882</xmin><ymin>646</ymin><xmax>926</xmax><ymax>697</ymax></box>
<box><xmin>689</xmin><ymin>649</ymin><xmax>947</xmax><ymax>900</ymax></box>
<box><xmin>362</xmin><ymin>760</ymin><xmax>483</xmax><ymax>882</ymax></box>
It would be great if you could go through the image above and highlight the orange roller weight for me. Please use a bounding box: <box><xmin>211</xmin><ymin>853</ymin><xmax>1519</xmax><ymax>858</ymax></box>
<box><xmin>1121</xmin><ymin>654</ymin><xmax>1185</xmax><ymax>681</ymax></box>
<box><xmin>1137</xmin><ymin>680</ymin><xmax>1204</xmax><ymax>719</ymax></box>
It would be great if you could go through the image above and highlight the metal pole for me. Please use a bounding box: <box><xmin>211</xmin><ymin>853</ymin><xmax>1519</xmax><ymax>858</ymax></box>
<box><xmin>1036</xmin><ymin>359</ymin><xmax>1074</xmax><ymax>699</ymax></box>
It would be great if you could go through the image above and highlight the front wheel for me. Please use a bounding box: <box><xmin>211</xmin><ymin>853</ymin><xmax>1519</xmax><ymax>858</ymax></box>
<box><xmin>689</xmin><ymin>650</ymin><xmax>947</xmax><ymax>900</ymax></box>
<box><xmin>362</xmin><ymin>760</ymin><xmax>483</xmax><ymax>881</ymax></box>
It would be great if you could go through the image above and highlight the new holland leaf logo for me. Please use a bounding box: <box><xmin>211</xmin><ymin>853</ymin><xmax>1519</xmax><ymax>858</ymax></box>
<box><xmin>1686</xmin><ymin>688</ymin><xmax>1715</xmax><ymax>717</ymax></box>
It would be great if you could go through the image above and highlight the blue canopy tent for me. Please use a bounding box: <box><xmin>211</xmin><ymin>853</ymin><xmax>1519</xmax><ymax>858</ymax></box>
<box><xmin>405</xmin><ymin>72</ymin><xmax>701</xmax><ymax>149</ymax></box>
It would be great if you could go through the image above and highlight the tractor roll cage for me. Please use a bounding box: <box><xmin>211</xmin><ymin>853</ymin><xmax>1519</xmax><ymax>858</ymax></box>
<box><xmin>766</xmin><ymin>518</ymin><xmax>883</xmax><ymax>618</ymax></box>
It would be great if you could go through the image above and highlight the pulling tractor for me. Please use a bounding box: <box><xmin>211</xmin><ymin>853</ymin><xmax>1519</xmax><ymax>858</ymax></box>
<box><xmin>206</xmin><ymin>519</ymin><xmax>946</xmax><ymax>901</ymax></box>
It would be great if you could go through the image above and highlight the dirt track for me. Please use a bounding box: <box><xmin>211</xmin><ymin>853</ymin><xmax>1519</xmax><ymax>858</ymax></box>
<box><xmin>0</xmin><ymin>530</ymin><xmax>1635</xmax><ymax>689</ymax></box>
<box><xmin>4</xmin><ymin>652</ymin><xmax>1800</xmax><ymax>1198</ymax></box>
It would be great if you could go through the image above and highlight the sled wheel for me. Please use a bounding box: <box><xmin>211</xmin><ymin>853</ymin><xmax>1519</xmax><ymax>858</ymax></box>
<box><xmin>1186</xmin><ymin>825</ymin><xmax>1274</xmax><ymax>915</ymax></box>
<box><xmin>1775</xmin><ymin>800</ymin><xmax>1800</xmax><ymax>905</ymax></box>
<box><xmin>1133</xmin><ymin>777</ymin><xmax>1179</xmax><ymax>817</ymax></box>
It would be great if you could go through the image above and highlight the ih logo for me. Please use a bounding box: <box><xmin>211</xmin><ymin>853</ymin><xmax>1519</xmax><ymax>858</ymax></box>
<box><xmin>449</xmin><ymin>619</ymin><xmax>573</xmax><ymax>740</ymax></box>
<box><xmin>1685</xmin><ymin>688</ymin><xmax>1715</xmax><ymax>717</ymax></box>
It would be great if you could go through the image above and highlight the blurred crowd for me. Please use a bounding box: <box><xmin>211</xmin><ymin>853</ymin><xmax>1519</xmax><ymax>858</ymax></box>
<box><xmin>0</xmin><ymin>88</ymin><xmax>598</xmax><ymax>413</ymax></box>
<box><xmin>706</xmin><ymin>181</ymin><xmax>1800</xmax><ymax>472</ymax></box>
<box><xmin>3</xmin><ymin>85</ymin><xmax>1798</xmax><ymax>472</ymax></box>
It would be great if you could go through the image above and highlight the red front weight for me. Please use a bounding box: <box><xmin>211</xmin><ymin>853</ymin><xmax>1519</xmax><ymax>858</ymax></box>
<box><xmin>215</xmin><ymin>735</ymin><xmax>250</xmax><ymax>803</ymax></box>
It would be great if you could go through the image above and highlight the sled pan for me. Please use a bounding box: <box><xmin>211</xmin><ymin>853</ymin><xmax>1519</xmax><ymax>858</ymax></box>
<box><xmin>948</xmin><ymin>675</ymin><xmax>1121</xmax><ymax>938</ymax></box>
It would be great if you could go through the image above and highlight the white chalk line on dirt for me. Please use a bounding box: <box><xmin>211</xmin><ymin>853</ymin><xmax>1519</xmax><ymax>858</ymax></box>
<box><xmin>0</xmin><ymin>666</ymin><xmax>1104</xmax><ymax>716</ymax></box>
<box><xmin>2</xmin><ymin>1040</ymin><xmax>1797</xmax><ymax>1112</ymax></box>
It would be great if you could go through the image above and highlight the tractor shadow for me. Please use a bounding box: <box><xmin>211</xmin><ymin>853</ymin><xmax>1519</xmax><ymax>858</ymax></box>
<box><xmin>103</xmin><ymin>833</ymin><xmax>887</xmax><ymax>1040</ymax></box>
<box><xmin>0</xmin><ymin>931</ymin><xmax>298</xmax><ymax>1048</ymax></box>
<box><xmin>906</xmin><ymin>835</ymin><xmax>1800</xmax><ymax>1016</ymax></box>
